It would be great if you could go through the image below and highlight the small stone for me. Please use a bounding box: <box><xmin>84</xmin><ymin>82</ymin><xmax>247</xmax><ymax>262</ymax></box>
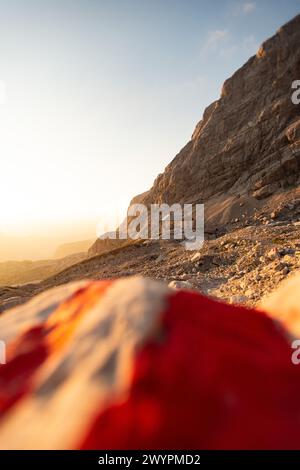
<box><xmin>267</xmin><ymin>248</ymin><xmax>280</xmax><ymax>261</ymax></box>
<box><xmin>229</xmin><ymin>295</ymin><xmax>248</xmax><ymax>305</ymax></box>
<box><xmin>245</xmin><ymin>289</ymin><xmax>253</xmax><ymax>297</ymax></box>
<box><xmin>274</xmin><ymin>262</ymin><xmax>285</xmax><ymax>272</ymax></box>
<box><xmin>168</xmin><ymin>280</ymin><xmax>193</xmax><ymax>290</ymax></box>
<box><xmin>190</xmin><ymin>252</ymin><xmax>201</xmax><ymax>262</ymax></box>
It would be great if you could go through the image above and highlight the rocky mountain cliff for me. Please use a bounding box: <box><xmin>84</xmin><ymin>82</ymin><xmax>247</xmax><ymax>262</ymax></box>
<box><xmin>140</xmin><ymin>15</ymin><xmax>300</xmax><ymax>205</ymax></box>
<box><xmin>89</xmin><ymin>15</ymin><xmax>300</xmax><ymax>254</ymax></box>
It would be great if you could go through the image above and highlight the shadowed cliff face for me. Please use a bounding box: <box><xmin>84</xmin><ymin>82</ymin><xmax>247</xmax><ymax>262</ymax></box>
<box><xmin>138</xmin><ymin>15</ymin><xmax>300</xmax><ymax>208</ymax></box>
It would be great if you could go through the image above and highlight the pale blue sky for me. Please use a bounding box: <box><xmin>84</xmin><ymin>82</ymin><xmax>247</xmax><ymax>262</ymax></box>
<box><xmin>0</xmin><ymin>0</ymin><xmax>299</xmax><ymax>238</ymax></box>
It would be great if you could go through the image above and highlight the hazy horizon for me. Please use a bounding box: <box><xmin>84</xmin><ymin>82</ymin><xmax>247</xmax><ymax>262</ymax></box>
<box><xmin>0</xmin><ymin>219</ymin><xmax>98</xmax><ymax>261</ymax></box>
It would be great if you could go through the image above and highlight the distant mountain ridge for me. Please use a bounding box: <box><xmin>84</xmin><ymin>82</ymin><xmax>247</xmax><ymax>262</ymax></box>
<box><xmin>0</xmin><ymin>253</ymin><xmax>86</xmax><ymax>288</ymax></box>
<box><xmin>54</xmin><ymin>239</ymin><xmax>94</xmax><ymax>258</ymax></box>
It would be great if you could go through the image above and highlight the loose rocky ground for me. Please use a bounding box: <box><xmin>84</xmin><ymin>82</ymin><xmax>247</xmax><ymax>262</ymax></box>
<box><xmin>1</xmin><ymin>196</ymin><xmax>300</xmax><ymax>313</ymax></box>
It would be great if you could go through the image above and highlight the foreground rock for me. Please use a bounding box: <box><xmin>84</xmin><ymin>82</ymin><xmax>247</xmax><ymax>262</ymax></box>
<box><xmin>1</xmin><ymin>275</ymin><xmax>300</xmax><ymax>449</ymax></box>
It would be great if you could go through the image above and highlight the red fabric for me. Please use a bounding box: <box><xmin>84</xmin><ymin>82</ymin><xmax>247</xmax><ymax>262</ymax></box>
<box><xmin>0</xmin><ymin>326</ymin><xmax>48</xmax><ymax>415</ymax></box>
<box><xmin>80</xmin><ymin>291</ymin><xmax>300</xmax><ymax>450</ymax></box>
<box><xmin>1</xmin><ymin>281</ymin><xmax>299</xmax><ymax>449</ymax></box>
<box><xmin>0</xmin><ymin>280</ymin><xmax>112</xmax><ymax>417</ymax></box>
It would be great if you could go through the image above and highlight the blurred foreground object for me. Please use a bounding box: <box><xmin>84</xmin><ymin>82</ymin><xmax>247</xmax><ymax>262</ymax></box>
<box><xmin>260</xmin><ymin>272</ymin><xmax>300</xmax><ymax>338</ymax></box>
<box><xmin>0</xmin><ymin>275</ymin><xmax>300</xmax><ymax>449</ymax></box>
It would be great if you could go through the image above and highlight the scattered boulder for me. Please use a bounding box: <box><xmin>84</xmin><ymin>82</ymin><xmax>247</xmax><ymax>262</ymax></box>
<box><xmin>190</xmin><ymin>252</ymin><xmax>201</xmax><ymax>262</ymax></box>
<box><xmin>168</xmin><ymin>280</ymin><xmax>193</xmax><ymax>290</ymax></box>
<box><xmin>229</xmin><ymin>295</ymin><xmax>248</xmax><ymax>305</ymax></box>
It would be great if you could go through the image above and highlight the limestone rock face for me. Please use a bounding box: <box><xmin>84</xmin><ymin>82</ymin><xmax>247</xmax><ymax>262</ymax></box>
<box><xmin>89</xmin><ymin>15</ymin><xmax>300</xmax><ymax>255</ymax></box>
<box><xmin>137</xmin><ymin>15</ymin><xmax>300</xmax><ymax>207</ymax></box>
